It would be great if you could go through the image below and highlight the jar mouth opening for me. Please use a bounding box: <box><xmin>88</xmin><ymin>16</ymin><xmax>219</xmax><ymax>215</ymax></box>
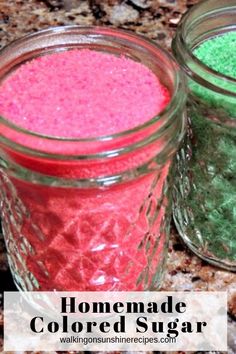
<box><xmin>0</xmin><ymin>95</ymin><xmax>177</xmax><ymax>142</ymax></box>
<box><xmin>0</xmin><ymin>25</ymin><xmax>184</xmax><ymax>144</ymax></box>
<box><xmin>175</xmin><ymin>0</ymin><xmax>236</xmax><ymax>97</ymax></box>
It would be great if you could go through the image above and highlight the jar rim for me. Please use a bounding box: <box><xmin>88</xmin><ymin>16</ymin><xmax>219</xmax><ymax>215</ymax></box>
<box><xmin>173</xmin><ymin>0</ymin><xmax>236</xmax><ymax>97</ymax></box>
<box><xmin>0</xmin><ymin>25</ymin><xmax>185</xmax><ymax>148</ymax></box>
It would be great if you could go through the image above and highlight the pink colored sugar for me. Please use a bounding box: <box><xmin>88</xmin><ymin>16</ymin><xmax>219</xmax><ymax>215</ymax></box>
<box><xmin>0</xmin><ymin>49</ymin><xmax>170</xmax><ymax>138</ymax></box>
<box><xmin>0</xmin><ymin>49</ymin><xmax>171</xmax><ymax>291</ymax></box>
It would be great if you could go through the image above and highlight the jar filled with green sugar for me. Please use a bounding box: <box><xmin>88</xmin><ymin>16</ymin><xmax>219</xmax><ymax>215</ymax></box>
<box><xmin>172</xmin><ymin>0</ymin><xmax>236</xmax><ymax>271</ymax></box>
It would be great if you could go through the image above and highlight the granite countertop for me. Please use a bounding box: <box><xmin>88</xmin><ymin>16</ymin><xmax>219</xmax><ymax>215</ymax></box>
<box><xmin>0</xmin><ymin>0</ymin><xmax>235</xmax><ymax>353</ymax></box>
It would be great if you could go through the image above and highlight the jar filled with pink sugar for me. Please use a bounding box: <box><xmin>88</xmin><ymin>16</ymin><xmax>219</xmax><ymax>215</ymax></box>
<box><xmin>0</xmin><ymin>26</ymin><xmax>186</xmax><ymax>291</ymax></box>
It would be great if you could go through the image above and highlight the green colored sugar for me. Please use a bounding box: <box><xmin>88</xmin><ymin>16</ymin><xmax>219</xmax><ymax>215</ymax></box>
<box><xmin>182</xmin><ymin>111</ymin><xmax>236</xmax><ymax>261</ymax></box>
<box><xmin>194</xmin><ymin>31</ymin><xmax>236</xmax><ymax>79</ymax></box>
<box><xmin>178</xmin><ymin>32</ymin><xmax>236</xmax><ymax>263</ymax></box>
<box><xmin>190</xmin><ymin>31</ymin><xmax>236</xmax><ymax>117</ymax></box>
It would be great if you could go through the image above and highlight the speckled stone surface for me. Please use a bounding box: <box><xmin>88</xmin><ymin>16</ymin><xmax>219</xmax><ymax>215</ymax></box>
<box><xmin>0</xmin><ymin>0</ymin><xmax>235</xmax><ymax>353</ymax></box>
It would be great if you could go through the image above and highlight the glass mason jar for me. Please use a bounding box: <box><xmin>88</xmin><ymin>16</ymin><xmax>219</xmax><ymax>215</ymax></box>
<box><xmin>172</xmin><ymin>0</ymin><xmax>236</xmax><ymax>271</ymax></box>
<box><xmin>0</xmin><ymin>26</ymin><xmax>186</xmax><ymax>291</ymax></box>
